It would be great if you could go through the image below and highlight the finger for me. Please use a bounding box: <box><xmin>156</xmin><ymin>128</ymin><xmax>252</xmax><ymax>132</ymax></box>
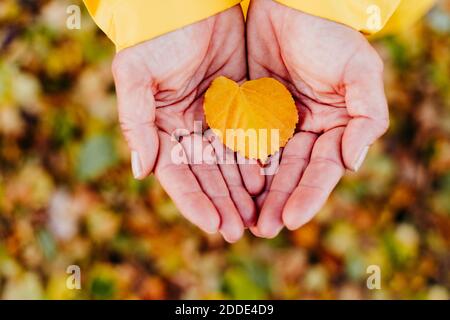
<box><xmin>154</xmin><ymin>132</ymin><xmax>220</xmax><ymax>234</ymax></box>
<box><xmin>181</xmin><ymin>135</ymin><xmax>245</xmax><ymax>243</ymax></box>
<box><xmin>257</xmin><ymin>132</ymin><xmax>317</xmax><ymax>238</ymax></box>
<box><xmin>206</xmin><ymin>131</ymin><xmax>257</xmax><ymax>227</ymax></box>
<box><xmin>251</xmin><ymin>173</ymin><xmax>274</xmax><ymax>238</ymax></box>
<box><xmin>283</xmin><ymin>127</ymin><xmax>345</xmax><ymax>230</ymax></box>
<box><xmin>254</xmin><ymin>150</ymin><xmax>282</xmax><ymax>208</ymax></box>
<box><xmin>342</xmin><ymin>47</ymin><xmax>389</xmax><ymax>172</ymax></box>
<box><xmin>112</xmin><ymin>53</ymin><xmax>158</xmax><ymax>179</ymax></box>
<box><xmin>250</xmin><ymin>151</ymin><xmax>280</xmax><ymax>237</ymax></box>
<box><xmin>237</xmin><ymin>153</ymin><xmax>265</xmax><ymax>196</ymax></box>
<box><xmin>255</xmin><ymin>151</ymin><xmax>281</xmax><ymax>210</ymax></box>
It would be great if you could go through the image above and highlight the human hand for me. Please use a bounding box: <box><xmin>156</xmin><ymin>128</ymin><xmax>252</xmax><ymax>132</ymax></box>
<box><xmin>112</xmin><ymin>6</ymin><xmax>264</xmax><ymax>242</ymax></box>
<box><xmin>247</xmin><ymin>0</ymin><xmax>389</xmax><ymax>238</ymax></box>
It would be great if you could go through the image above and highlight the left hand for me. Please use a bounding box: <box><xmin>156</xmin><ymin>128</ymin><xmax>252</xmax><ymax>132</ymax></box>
<box><xmin>112</xmin><ymin>6</ymin><xmax>264</xmax><ymax>242</ymax></box>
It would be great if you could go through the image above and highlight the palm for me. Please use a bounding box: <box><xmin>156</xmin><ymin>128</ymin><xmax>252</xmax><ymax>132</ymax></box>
<box><xmin>112</xmin><ymin>7</ymin><xmax>264</xmax><ymax>242</ymax></box>
<box><xmin>247</xmin><ymin>0</ymin><xmax>389</xmax><ymax>237</ymax></box>
<box><xmin>139</xmin><ymin>14</ymin><xmax>244</xmax><ymax>135</ymax></box>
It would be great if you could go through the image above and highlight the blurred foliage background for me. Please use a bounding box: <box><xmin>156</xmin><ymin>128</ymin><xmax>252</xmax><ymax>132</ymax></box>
<box><xmin>0</xmin><ymin>0</ymin><xmax>449</xmax><ymax>300</ymax></box>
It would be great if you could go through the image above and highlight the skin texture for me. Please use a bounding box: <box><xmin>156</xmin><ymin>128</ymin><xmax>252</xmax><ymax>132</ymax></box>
<box><xmin>247</xmin><ymin>0</ymin><xmax>390</xmax><ymax>238</ymax></box>
<box><xmin>112</xmin><ymin>6</ymin><xmax>265</xmax><ymax>243</ymax></box>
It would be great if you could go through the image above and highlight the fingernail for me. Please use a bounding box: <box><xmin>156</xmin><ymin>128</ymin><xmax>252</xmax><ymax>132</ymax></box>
<box><xmin>202</xmin><ymin>215</ymin><xmax>220</xmax><ymax>234</ymax></box>
<box><xmin>131</xmin><ymin>151</ymin><xmax>143</xmax><ymax>179</ymax></box>
<box><xmin>353</xmin><ymin>146</ymin><xmax>369</xmax><ymax>172</ymax></box>
<box><xmin>250</xmin><ymin>226</ymin><xmax>262</xmax><ymax>237</ymax></box>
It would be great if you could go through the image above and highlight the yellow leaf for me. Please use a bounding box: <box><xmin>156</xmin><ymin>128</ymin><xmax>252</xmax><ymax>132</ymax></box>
<box><xmin>204</xmin><ymin>76</ymin><xmax>298</xmax><ymax>162</ymax></box>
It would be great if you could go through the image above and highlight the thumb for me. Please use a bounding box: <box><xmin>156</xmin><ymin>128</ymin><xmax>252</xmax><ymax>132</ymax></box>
<box><xmin>342</xmin><ymin>47</ymin><xmax>389</xmax><ymax>172</ymax></box>
<box><xmin>112</xmin><ymin>53</ymin><xmax>159</xmax><ymax>179</ymax></box>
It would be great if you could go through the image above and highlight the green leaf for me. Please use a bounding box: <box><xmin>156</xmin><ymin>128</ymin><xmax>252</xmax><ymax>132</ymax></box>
<box><xmin>77</xmin><ymin>134</ymin><xmax>117</xmax><ymax>181</ymax></box>
<box><xmin>90</xmin><ymin>277</ymin><xmax>116</xmax><ymax>300</ymax></box>
<box><xmin>223</xmin><ymin>267</ymin><xmax>267</xmax><ymax>300</ymax></box>
<box><xmin>37</xmin><ymin>229</ymin><xmax>57</xmax><ymax>260</ymax></box>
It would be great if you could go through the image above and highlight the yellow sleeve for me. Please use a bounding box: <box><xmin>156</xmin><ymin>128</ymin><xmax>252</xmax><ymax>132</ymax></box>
<box><xmin>241</xmin><ymin>0</ymin><xmax>250</xmax><ymax>18</ymax></box>
<box><xmin>83</xmin><ymin>0</ymin><xmax>243</xmax><ymax>52</ymax></box>
<box><xmin>275</xmin><ymin>0</ymin><xmax>436</xmax><ymax>35</ymax></box>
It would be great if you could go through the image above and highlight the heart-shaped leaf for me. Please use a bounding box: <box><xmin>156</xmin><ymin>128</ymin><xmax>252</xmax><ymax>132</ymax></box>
<box><xmin>204</xmin><ymin>77</ymin><xmax>298</xmax><ymax>162</ymax></box>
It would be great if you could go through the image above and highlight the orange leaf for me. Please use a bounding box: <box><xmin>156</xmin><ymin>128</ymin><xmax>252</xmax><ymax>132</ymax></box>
<box><xmin>204</xmin><ymin>77</ymin><xmax>298</xmax><ymax>162</ymax></box>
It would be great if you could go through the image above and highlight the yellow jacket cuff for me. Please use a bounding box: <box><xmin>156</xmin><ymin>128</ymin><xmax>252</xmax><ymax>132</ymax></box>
<box><xmin>275</xmin><ymin>0</ymin><xmax>436</xmax><ymax>35</ymax></box>
<box><xmin>83</xmin><ymin>0</ymin><xmax>243</xmax><ymax>52</ymax></box>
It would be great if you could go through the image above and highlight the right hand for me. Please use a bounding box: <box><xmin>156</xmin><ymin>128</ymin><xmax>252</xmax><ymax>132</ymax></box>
<box><xmin>247</xmin><ymin>0</ymin><xmax>389</xmax><ymax>238</ymax></box>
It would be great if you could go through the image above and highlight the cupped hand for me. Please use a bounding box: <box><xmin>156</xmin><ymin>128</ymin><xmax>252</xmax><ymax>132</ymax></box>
<box><xmin>247</xmin><ymin>0</ymin><xmax>389</xmax><ymax>238</ymax></box>
<box><xmin>112</xmin><ymin>6</ymin><xmax>264</xmax><ymax>242</ymax></box>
